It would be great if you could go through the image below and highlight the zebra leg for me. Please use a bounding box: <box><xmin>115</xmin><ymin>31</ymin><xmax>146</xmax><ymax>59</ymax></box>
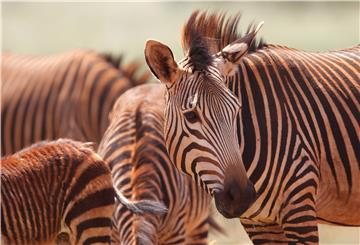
<box><xmin>278</xmin><ymin>156</ymin><xmax>319</xmax><ymax>244</ymax></box>
<box><xmin>279</xmin><ymin>193</ymin><xmax>319</xmax><ymax>244</ymax></box>
<box><xmin>240</xmin><ymin>194</ymin><xmax>319</xmax><ymax>245</ymax></box>
<box><xmin>240</xmin><ymin>219</ymin><xmax>289</xmax><ymax>244</ymax></box>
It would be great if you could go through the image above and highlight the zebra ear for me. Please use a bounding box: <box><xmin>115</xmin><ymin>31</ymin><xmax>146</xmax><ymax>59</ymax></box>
<box><xmin>145</xmin><ymin>40</ymin><xmax>179</xmax><ymax>86</ymax></box>
<box><xmin>218</xmin><ymin>21</ymin><xmax>264</xmax><ymax>64</ymax></box>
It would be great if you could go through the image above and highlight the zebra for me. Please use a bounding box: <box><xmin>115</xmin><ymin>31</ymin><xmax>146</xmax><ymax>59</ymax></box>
<box><xmin>97</xmin><ymin>83</ymin><xmax>222</xmax><ymax>244</ymax></box>
<box><xmin>144</xmin><ymin>11</ymin><xmax>360</xmax><ymax>244</ymax></box>
<box><xmin>1</xmin><ymin>139</ymin><xmax>115</xmax><ymax>244</ymax></box>
<box><xmin>1</xmin><ymin>138</ymin><xmax>165</xmax><ymax>245</ymax></box>
<box><xmin>1</xmin><ymin>50</ymin><xmax>149</xmax><ymax>156</ymax></box>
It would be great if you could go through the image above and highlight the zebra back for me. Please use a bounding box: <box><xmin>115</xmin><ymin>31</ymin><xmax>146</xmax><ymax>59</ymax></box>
<box><xmin>1</xmin><ymin>50</ymin><xmax>150</xmax><ymax>156</ymax></box>
<box><xmin>1</xmin><ymin>139</ymin><xmax>114</xmax><ymax>244</ymax></box>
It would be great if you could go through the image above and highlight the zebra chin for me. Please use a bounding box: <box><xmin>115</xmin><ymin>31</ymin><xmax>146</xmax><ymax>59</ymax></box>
<box><xmin>213</xmin><ymin>180</ymin><xmax>256</xmax><ymax>219</ymax></box>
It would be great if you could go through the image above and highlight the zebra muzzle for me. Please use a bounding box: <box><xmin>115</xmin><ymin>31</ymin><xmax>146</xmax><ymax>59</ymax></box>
<box><xmin>214</xmin><ymin>179</ymin><xmax>256</xmax><ymax>218</ymax></box>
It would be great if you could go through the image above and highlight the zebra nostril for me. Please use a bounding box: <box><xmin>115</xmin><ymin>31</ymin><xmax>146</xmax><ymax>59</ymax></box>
<box><xmin>227</xmin><ymin>183</ymin><xmax>239</xmax><ymax>202</ymax></box>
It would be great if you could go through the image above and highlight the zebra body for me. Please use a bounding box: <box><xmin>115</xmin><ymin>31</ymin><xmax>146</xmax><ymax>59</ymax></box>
<box><xmin>232</xmin><ymin>44</ymin><xmax>360</xmax><ymax>226</ymax></box>
<box><xmin>98</xmin><ymin>84</ymin><xmax>212</xmax><ymax>245</ymax></box>
<box><xmin>144</xmin><ymin>11</ymin><xmax>360</xmax><ymax>244</ymax></box>
<box><xmin>1</xmin><ymin>50</ymin><xmax>148</xmax><ymax>155</ymax></box>
<box><xmin>1</xmin><ymin>139</ymin><xmax>114</xmax><ymax>244</ymax></box>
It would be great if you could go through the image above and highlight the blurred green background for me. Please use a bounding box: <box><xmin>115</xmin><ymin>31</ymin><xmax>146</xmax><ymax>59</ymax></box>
<box><xmin>2</xmin><ymin>2</ymin><xmax>359</xmax><ymax>244</ymax></box>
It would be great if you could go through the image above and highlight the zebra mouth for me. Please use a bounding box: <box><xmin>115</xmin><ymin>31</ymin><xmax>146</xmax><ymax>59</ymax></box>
<box><xmin>213</xmin><ymin>183</ymin><xmax>256</xmax><ymax>219</ymax></box>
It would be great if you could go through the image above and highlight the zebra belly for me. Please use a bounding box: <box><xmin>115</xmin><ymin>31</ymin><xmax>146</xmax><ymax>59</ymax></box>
<box><xmin>317</xmin><ymin>187</ymin><xmax>360</xmax><ymax>226</ymax></box>
<box><xmin>316</xmin><ymin>160</ymin><xmax>360</xmax><ymax>226</ymax></box>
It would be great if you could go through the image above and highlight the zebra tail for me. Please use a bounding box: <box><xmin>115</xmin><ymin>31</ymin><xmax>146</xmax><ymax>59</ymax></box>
<box><xmin>207</xmin><ymin>216</ymin><xmax>226</xmax><ymax>235</ymax></box>
<box><xmin>114</xmin><ymin>188</ymin><xmax>168</xmax><ymax>215</ymax></box>
<box><xmin>135</xmin><ymin>219</ymin><xmax>156</xmax><ymax>245</ymax></box>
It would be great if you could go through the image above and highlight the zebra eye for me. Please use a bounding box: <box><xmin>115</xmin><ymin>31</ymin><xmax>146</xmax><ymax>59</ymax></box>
<box><xmin>184</xmin><ymin>110</ymin><xmax>199</xmax><ymax>123</ymax></box>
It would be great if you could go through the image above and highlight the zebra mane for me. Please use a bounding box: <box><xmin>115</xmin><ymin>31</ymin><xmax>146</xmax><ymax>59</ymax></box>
<box><xmin>101</xmin><ymin>53</ymin><xmax>124</xmax><ymax>68</ymax></box>
<box><xmin>181</xmin><ymin>10</ymin><xmax>265</xmax><ymax>58</ymax></box>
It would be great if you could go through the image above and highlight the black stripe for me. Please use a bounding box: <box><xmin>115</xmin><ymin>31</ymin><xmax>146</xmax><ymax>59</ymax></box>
<box><xmin>87</xmin><ymin>68</ymin><xmax>107</xmax><ymax>138</ymax></box>
<box><xmin>65</xmin><ymin>162</ymin><xmax>109</xmax><ymax>208</ymax></box>
<box><xmin>40</xmin><ymin>68</ymin><xmax>58</xmax><ymax>140</ymax></box>
<box><xmin>1</xmin><ymin>180</ymin><xmax>15</xmax><ymax>241</ymax></box>
<box><xmin>243</xmin><ymin>61</ymin><xmax>268</xmax><ymax>184</ymax></box>
<box><xmin>104</xmin><ymin>140</ymin><xmax>133</xmax><ymax>162</ymax></box>
<box><xmin>108</xmin><ymin>151</ymin><xmax>132</xmax><ymax>170</ymax></box>
<box><xmin>29</xmin><ymin>81</ymin><xmax>43</xmax><ymax>144</ymax></box>
<box><xmin>83</xmin><ymin>235</ymin><xmax>111</xmax><ymax>245</ymax></box>
<box><xmin>69</xmin><ymin>58</ymin><xmax>91</xmax><ymax>140</ymax></box>
<box><xmin>9</xmin><ymin>82</ymin><xmax>28</xmax><ymax>153</ymax></box>
<box><xmin>97</xmin><ymin>77</ymin><xmax>120</xmax><ymax>138</ymax></box>
<box><xmin>65</xmin><ymin>188</ymin><xmax>114</xmax><ymax>225</ymax></box>
<box><xmin>12</xmin><ymin>173</ymin><xmax>30</xmax><ymax>241</ymax></box>
<box><xmin>76</xmin><ymin>217</ymin><xmax>112</xmax><ymax>242</ymax></box>
<box><xmin>49</xmin><ymin>58</ymin><xmax>75</xmax><ymax>139</ymax></box>
<box><xmin>239</xmin><ymin>64</ymin><xmax>256</xmax><ymax>171</ymax></box>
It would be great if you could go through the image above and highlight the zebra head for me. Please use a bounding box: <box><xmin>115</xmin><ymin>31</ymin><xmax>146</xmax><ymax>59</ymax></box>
<box><xmin>144</xmin><ymin>24</ymin><xmax>262</xmax><ymax>218</ymax></box>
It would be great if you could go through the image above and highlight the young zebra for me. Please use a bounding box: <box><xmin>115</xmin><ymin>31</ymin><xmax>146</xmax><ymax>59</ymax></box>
<box><xmin>98</xmin><ymin>84</ymin><xmax>217</xmax><ymax>244</ymax></box>
<box><xmin>1</xmin><ymin>139</ymin><xmax>114</xmax><ymax>244</ymax></box>
<box><xmin>1</xmin><ymin>50</ymin><xmax>149</xmax><ymax>156</ymax></box>
<box><xmin>144</xmin><ymin>11</ymin><xmax>360</xmax><ymax>244</ymax></box>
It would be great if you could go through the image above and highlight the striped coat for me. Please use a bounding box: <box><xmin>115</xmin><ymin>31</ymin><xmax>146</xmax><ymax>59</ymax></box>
<box><xmin>1</xmin><ymin>139</ymin><xmax>114</xmax><ymax>244</ymax></box>
<box><xmin>98</xmin><ymin>84</ymin><xmax>214</xmax><ymax>245</ymax></box>
<box><xmin>1</xmin><ymin>50</ymin><xmax>149</xmax><ymax>156</ymax></box>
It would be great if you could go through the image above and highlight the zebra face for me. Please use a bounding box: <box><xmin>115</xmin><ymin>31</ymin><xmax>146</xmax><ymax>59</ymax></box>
<box><xmin>145</xmin><ymin>39</ymin><xmax>257</xmax><ymax>218</ymax></box>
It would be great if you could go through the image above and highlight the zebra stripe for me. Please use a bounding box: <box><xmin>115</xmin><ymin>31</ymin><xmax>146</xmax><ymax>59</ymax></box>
<box><xmin>1</xmin><ymin>139</ymin><xmax>114</xmax><ymax>244</ymax></box>
<box><xmin>144</xmin><ymin>11</ymin><xmax>359</xmax><ymax>244</ymax></box>
<box><xmin>1</xmin><ymin>50</ymin><xmax>149</xmax><ymax>156</ymax></box>
<box><xmin>98</xmin><ymin>84</ymin><xmax>213</xmax><ymax>244</ymax></box>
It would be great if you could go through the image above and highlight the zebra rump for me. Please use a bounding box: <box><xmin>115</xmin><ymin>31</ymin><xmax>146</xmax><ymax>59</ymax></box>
<box><xmin>1</xmin><ymin>139</ymin><xmax>115</xmax><ymax>245</ymax></box>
